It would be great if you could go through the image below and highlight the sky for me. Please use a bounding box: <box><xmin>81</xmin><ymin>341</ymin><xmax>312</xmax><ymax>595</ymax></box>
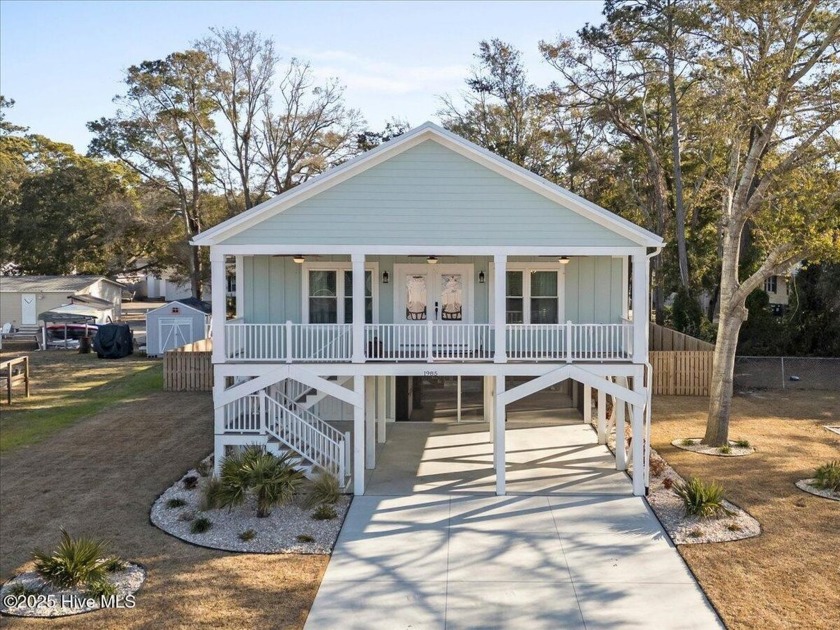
<box><xmin>1</xmin><ymin>0</ymin><xmax>604</xmax><ymax>152</ymax></box>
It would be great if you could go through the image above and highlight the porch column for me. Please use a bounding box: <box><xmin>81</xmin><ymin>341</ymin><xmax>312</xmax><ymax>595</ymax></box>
<box><xmin>388</xmin><ymin>376</ymin><xmax>396</xmax><ymax>422</ymax></box>
<box><xmin>631</xmin><ymin>377</ymin><xmax>646</xmax><ymax>496</ymax></box>
<box><xmin>597</xmin><ymin>386</ymin><xmax>607</xmax><ymax>445</ymax></box>
<box><xmin>235</xmin><ymin>255</ymin><xmax>245</xmax><ymax>318</ymax></box>
<box><xmin>213</xmin><ymin>372</ymin><xmax>226</xmax><ymax>476</ymax></box>
<box><xmin>353</xmin><ymin>375</ymin><xmax>365</xmax><ymax>495</ymax></box>
<box><xmin>631</xmin><ymin>252</ymin><xmax>649</xmax><ymax>363</ymax></box>
<box><xmin>365</xmin><ymin>375</ymin><xmax>376</xmax><ymax>469</ymax></box>
<box><xmin>494</xmin><ymin>375</ymin><xmax>506</xmax><ymax>495</ymax></box>
<box><xmin>583</xmin><ymin>383</ymin><xmax>592</xmax><ymax>425</ymax></box>
<box><xmin>615</xmin><ymin>377</ymin><xmax>627</xmax><ymax>470</ymax></box>
<box><xmin>493</xmin><ymin>254</ymin><xmax>507</xmax><ymax>363</ymax></box>
<box><xmin>210</xmin><ymin>250</ymin><xmax>226</xmax><ymax>364</ymax></box>
<box><xmin>352</xmin><ymin>253</ymin><xmax>366</xmax><ymax>363</ymax></box>
<box><xmin>376</xmin><ymin>375</ymin><xmax>387</xmax><ymax>443</ymax></box>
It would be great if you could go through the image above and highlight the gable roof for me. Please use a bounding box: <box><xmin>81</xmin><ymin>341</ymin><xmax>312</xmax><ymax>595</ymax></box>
<box><xmin>147</xmin><ymin>298</ymin><xmax>212</xmax><ymax>316</ymax></box>
<box><xmin>0</xmin><ymin>275</ymin><xmax>124</xmax><ymax>293</ymax></box>
<box><xmin>192</xmin><ymin>122</ymin><xmax>664</xmax><ymax>248</ymax></box>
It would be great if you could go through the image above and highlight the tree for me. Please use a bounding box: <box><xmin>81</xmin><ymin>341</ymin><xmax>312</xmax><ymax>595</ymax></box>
<box><xmin>700</xmin><ymin>0</ymin><xmax>840</xmax><ymax>444</ymax></box>
<box><xmin>88</xmin><ymin>50</ymin><xmax>219</xmax><ymax>298</ymax></box>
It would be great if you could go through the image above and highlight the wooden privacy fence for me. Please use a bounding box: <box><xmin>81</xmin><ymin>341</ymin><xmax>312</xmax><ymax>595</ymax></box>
<box><xmin>164</xmin><ymin>338</ymin><xmax>213</xmax><ymax>392</ymax></box>
<box><xmin>650</xmin><ymin>323</ymin><xmax>715</xmax><ymax>351</ymax></box>
<box><xmin>650</xmin><ymin>350</ymin><xmax>714</xmax><ymax>396</ymax></box>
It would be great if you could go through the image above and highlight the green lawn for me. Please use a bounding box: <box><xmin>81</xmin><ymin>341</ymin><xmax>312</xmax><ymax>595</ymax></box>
<box><xmin>0</xmin><ymin>360</ymin><xmax>162</xmax><ymax>453</ymax></box>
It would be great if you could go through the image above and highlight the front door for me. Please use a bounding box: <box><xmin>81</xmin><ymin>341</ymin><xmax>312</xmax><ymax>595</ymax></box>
<box><xmin>21</xmin><ymin>294</ymin><xmax>37</xmax><ymax>325</ymax></box>
<box><xmin>395</xmin><ymin>264</ymin><xmax>473</xmax><ymax>324</ymax></box>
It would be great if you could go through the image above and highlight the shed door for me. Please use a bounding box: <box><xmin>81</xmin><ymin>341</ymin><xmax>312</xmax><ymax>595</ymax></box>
<box><xmin>158</xmin><ymin>317</ymin><xmax>193</xmax><ymax>354</ymax></box>
<box><xmin>21</xmin><ymin>294</ymin><xmax>37</xmax><ymax>325</ymax></box>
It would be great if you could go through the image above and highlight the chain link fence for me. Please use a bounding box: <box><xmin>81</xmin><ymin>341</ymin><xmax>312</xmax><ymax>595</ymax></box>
<box><xmin>734</xmin><ymin>356</ymin><xmax>840</xmax><ymax>391</ymax></box>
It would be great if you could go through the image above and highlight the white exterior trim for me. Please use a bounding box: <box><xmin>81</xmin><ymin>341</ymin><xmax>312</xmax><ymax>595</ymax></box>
<box><xmin>210</xmin><ymin>245</ymin><xmax>648</xmax><ymax>257</ymax></box>
<box><xmin>192</xmin><ymin>123</ymin><xmax>664</xmax><ymax>248</ymax></box>
<box><xmin>488</xmin><ymin>261</ymin><xmax>566</xmax><ymax>325</ymax></box>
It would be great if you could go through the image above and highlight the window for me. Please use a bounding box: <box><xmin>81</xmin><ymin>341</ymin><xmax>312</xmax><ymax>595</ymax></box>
<box><xmin>500</xmin><ymin>267</ymin><xmax>561</xmax><ymax>324</ymax></box>
<box><xmin>764</xmin><ymin>276</ymin><xmax>778</xmax><ymax>293</ymax></box>
<box><xmin>307</xmin><ymin>268</ymin><xmax>373</xmax><ymax>324</ymax></box>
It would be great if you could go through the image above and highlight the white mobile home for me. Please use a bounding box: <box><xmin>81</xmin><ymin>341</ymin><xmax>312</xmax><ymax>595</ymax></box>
<box><xmin>192</xmin><ymin>122</ymin><xmax>663</xmax><ymax>497</ymax></box>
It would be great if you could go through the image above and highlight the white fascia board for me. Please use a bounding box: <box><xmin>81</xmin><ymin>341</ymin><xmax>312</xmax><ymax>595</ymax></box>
<box><xmin>192</xmin><ymin>121</ymin><xmax>664</xmax><ymax>248</ymax></box>
<box><xmin>214</xmin><ymin>362</ymin><xmax>646</xmax><ymax>379</ymax></box>
<box><xmin>213</xmin><ymin>245</ymin><xmax>648</xmax><ymax>257</ymax></box>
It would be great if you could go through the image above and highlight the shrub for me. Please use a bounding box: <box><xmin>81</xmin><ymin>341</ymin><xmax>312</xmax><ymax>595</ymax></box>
<box><xmin>719</xmin><ymin>445</ymin><xmax>732</xmax><ymax>454</ymax></box>
<box><xmin>297</xmin><ymin>534</ymin><xmax>315</xmax><ymax>543</ymax></box>
<box><xmin>166</xmin><ymin>498</ymin><xmax>187</xmax><ymax>509</ymax></box>
<box><xmin>813</xmin><ymin>460</ymin><xmax>840</xmax><ymax>491</ymax></box>
<box><xmin>103</xmin><ymin>557</ymin><xmax>127</xmax><ymax>573</ymax></box>
<box><xmin>680</xmin><ymin>438</ymin><xmax>695</xmax><ymax>447</ymax></box>
<box><xmin>182</xmin><ymin>476</ymin><xmax>199</xmax><ymax>490</ymax></box>
<box><xmin>218</xmin><ymin>447</ymin><xmax>306</xmax><ymax>517</ymax></box>
<box><xmin>312</xmin><ymin>505</ymin><xmax>337</xmax><ymax>521</ymax></box>
<box><xmin>734</xmin><ymin>439</ymin><xmax>751</xmax><ymax>448</ymax></box>
<box><xmin>303</xmin><ymin>471</ymin><xmax>340</xmax><ymax>509</ymax></box>
<box><xmin>239</xmin><ymin>529</ymin><xmax>256</xmax><ymax>542</ymax></box>
<box><xmin>662</xmin><ymin>477</ymin><xmax>674</xmax><ymax>490</ymax></box>
<box><xmin>190</xmin><ymin>517</ymin><xmax>213</xmax><ymax>534</ymax></box>
<box><xmin>87</xmin><ymin>577</ymin><xmax>117</xmax><ymax>598</ymax></box>
<box><xmin>178</xmin><ymin>510</ymin><xmax>196</xmax><ymax>522</ymax></box>
<box><xmin>32</xmin><ymin>530</ymin><xmax>110</xmax><ymax>590</ymax></box>
<box><xmin>8</xmin><ymin>582</ymin><xmax>41</xmax><ymax>596</ymax></box>
<box><xmin>674</xmin><ymin>477</ymin><xmax>729</xmax><ymax>518</ymax></box>
<box><xmin>201</xmin><ymin>477</ymin><xmax>224</xmax><ymax>511</ymax></box>
<box><xmin>727</xmin><ymin>523</ymin><xmax>742</xmax><ymax>532</ymax></box>
<box><xmin>649</xmin><ymin>457</ymin><xmax>666</xmax><ymax>478</ymax></box>
<box><xmin>687</xmin><ymin>528</ymin><xmax>703</xmax><ymax>538</ymax></box>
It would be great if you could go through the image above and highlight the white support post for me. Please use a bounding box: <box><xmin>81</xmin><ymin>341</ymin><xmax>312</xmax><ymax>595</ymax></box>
<box><xmin>213</xmin><ymin>375</ymin><xmax>226</xmax><ymax>476</ymax></box>
<box><xmin>365</xmin><ymin>376</ymin><xmax>376</xmax><ymax>469</ymax></box>
<box><xmin>631</xmin><ymin>378</ymin><xmax>645</xmax><ymax>496</ymax></box>
<box><xmin>583</xmin><ymin>383</ymin><xmax>592</xmax><ymax>425</ymax></box>
<box><xmin>493</xmin><ymin>254</ymin><xmax>507</xmax><ymax>363</ymax></box>
<box><xmin>494</xmin><ymin>375</ymin><xmax>506</xmax><ymax>495</ymax></box>
<box><xmin>456</xmin><ymin>375</ymin><xmax>462</xmax><ymax>423</ymax></box>
<box><xmin>597</xmin><ymin>387</ymin><xmax>607</xmax><ymax>444</ymax></box>
<box><xmin>486</xmin><ymin>375</ymin><xmax>495</xmax><ymax>444</ymax></box>
<box><xmin>388</xmin><ymin>376</ymin><xmax>396</xmax><ymax>422</ymax></box>
<box><xmin>210</xmin><ymin>250</ymin><xmax>226</xmax><ymax>364</ymax></box>
<box><xmin>376</xmin><ymin>375</ymin><xmax>387</xmax><ymax>443</ymax></box>
<box><xmin>352</xmin><ymin>253</ymin><xmax>366</xmax><ymax>364</ymax></box>
<box><xmin>631</xmin><ymin>252</ymin><xmax>648</xmax><ymax>363</ymax></box>
<box><xmin>353</xmin><ymin>375</ymin><xmax>365</xmax><ymax>495</ymax></box>
<box><xmin>615</xmin><ymin>377</ymin><xmax>627</xmax><ymax>471</ymax></box>
<box><xmin>235</xmin><ymin>255</ymin><xmax>244</xmax><ymax>318</ymax></box>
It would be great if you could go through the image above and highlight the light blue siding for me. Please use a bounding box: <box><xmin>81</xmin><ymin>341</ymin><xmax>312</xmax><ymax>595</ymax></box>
<box><xmin>222</xmin><ymin>140</ymin><xmax>637</xmax><ymax>248</ymax></box>
<box><xmin>243</xmin><ymin>255</ymin><xmax>625</xmax><ymax>324</ymax></box>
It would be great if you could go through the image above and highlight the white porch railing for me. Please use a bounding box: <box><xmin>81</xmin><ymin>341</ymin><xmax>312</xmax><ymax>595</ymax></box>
<box><xmin>364</xmin><ymin>323</ymin><xmax>493</xmax><ymax>361</ymax></box>
<box><xmin>223</xmin><ymin>393</ymin><xmax>261</xmax><ymax>432</ymax></box>
<box><xmin>224</xmin><ymin>320</ymin><xmax>633</xmax><ymax>362</ymax></box>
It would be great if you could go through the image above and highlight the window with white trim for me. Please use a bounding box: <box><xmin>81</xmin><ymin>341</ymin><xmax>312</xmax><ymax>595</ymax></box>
<box><xmin>306</xmin><ymin>268</ymin><xmax>373</xmax><ymax>324</ymax></box>
<box><xmin>502</xmin><ymin>267</ymin><xmax>562</xmax><ymax>324</ymax></box>
<box><xmin>764</xmin><ymin>276</ymin><xmax>777</xmax><ymax>293</ymax></box>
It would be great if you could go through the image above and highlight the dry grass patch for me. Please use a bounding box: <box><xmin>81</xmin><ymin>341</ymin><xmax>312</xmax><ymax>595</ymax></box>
<box><xmin>652</xmin><ymin>391</ymin><xmax>840</xmax><ymax>630</ymax></box>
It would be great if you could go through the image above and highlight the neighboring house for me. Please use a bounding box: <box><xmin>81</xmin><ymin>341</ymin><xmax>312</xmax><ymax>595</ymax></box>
<box><xmin>145</xmin><ymin>268</ymin><xmax>234</xmax><ymax>302</ymax></box>
<box><xmin>764</xmin><ymin>274</ymin><xmax>790</xmax><ymax>316</ymax></box>
<box><xmin>192</xmin><ymin>122</ymin><xmax>663</xmax><ymax>497</ymax></box>
<box><xmin>145</xmin><ymin>298</ymin><xmax>212</xmax><ymax>357</ymax></box>
<box><xmin>0</xmin><ymin>275</ymin><xmax>124</xmax><ymax>328</ymax></box>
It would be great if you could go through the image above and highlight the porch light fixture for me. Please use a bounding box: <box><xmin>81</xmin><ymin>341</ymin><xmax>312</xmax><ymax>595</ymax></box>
<box><xmin>427</xmin><ymin>256</ymin><xmax>438</xmax><ymax>264</ymax></box>
<box><xmin>558</xmin><ymin>256</ymin><xmax>571</xmax><ymax>265</ymax></box>
<box><xmin>382</xmin><ymin>271</ymin><xmax>390</xmax><ymax>284</ymax></box>
<box><xmin>478</xmin><ymin>271</ymin><xmax>486</xmax><ymax>283</ymax></box>
<box><xmin>293</xmin><ymin>255</ymin><xmax>305</xmax><ymax>264</ymax></box>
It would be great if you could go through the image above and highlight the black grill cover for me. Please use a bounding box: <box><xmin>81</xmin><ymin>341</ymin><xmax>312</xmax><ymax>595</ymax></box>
<box><xmin>92</xmin><ymin>323</ymin><xmax>134</xmax><ymax>359</ymax></box>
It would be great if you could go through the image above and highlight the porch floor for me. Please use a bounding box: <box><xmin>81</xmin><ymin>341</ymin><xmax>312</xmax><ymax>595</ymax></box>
<box><xmin>305</xmin><ymin>421</ymin><xmax>722</xmax><ymax>629</ymax></box>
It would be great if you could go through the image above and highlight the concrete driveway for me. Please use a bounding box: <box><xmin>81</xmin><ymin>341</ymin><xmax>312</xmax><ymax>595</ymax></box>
<box><xmin>306</xmin><ymin>421</ymin><xmax>722</xmax><ymax>629</ymax></box>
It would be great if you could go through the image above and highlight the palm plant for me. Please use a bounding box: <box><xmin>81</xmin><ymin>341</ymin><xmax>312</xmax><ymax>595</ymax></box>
<box><xmin>218</xmin><ymin>446</ymin><xmax>306</xmax><ymax>517</ymax></box>
<box><xmin>813</xmin><ymin>460</ymin><xmax>840</xmax><ymax>492</ymax></box>
<box><xmin>674</xmin><ymin>477</ymin><xmax>729</xmax><ymax>518</ymax></box>
<box><xmin>32</xmin><ymin>530</ymin><xmax>111</xmax><ymax>589</ymax></box>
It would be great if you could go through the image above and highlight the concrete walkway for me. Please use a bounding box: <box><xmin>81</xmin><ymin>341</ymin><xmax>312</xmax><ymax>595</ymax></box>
<box><xmin>306</xmin><ymin>422</ymin><xmax>722</xmax><ymax>629</ymax></box>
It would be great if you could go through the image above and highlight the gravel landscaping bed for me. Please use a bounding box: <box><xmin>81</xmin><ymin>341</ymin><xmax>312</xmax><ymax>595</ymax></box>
<box><xmin>646</xmin><ymin>450</ymin><xmax>761</xmax><ymax>545</ymax></box>
<box><xmin>0</xmin><ymin>564</ymin><xmax>145</xmax><ymax>618</ymax></box>
<box><xmin>670</xmin><ymin>438</ymin><xmax>755</xmax><ymax>457</ymax></box>
<box><xmin>795</xmin><ymin>479</ymin><xmax>840</xmax><ymax>502</ymax></box>
<box><xmin>151</xmin><ymin>463</ymin><xmax>350</xmax><ymax>554</ymax></box>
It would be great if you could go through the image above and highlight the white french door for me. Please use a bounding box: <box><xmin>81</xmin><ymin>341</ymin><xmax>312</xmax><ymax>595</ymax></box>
<box><xmin>394</xmin><ymin>264</ymin><xmax>473</xmax><ymax>324</ymax></box>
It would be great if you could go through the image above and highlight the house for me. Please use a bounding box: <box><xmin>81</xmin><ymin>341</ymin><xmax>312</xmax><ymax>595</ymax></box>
<box><xmin>145</xmin><ymin>298</ymin><xmax>212</xmax><ymax>357</ymax></box>
<box><xmin>764</xmin><ymin>274</ymin><xmax>790</xmax><ymax>316</ymax></box>
<box><xmin>0</xmin><ymin>275</ymin><xmax>124</xmax><ymax>328</ymax></box>
<box><xmin>191</xmin><ymin>122</ymin><xmax>663</xmax><ymax>497</ymax></box>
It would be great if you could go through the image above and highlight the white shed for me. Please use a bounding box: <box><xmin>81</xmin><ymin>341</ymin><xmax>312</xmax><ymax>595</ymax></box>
<box><xmin>145</xmin><ymin>298</ymin><xmax>211</xmax><ymax>357</ymax></box>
